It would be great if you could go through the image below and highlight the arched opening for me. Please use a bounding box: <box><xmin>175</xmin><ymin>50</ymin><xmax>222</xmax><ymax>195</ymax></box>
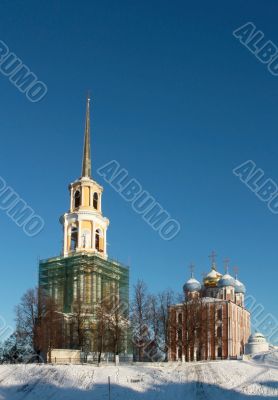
<box><xmin>93</xmin><ymin>192</ymin><xmax>98</xmax><ymax>209</ymax></box>
<box><xmin>70</xmin><ymin>227</ymin><xmax>78</xmax><ymax>251</ymax></box>
<box><xmin>217</xmin><ymin>326</ymin><xmax>222</xmax><ymax>338</ymax></box>
<box><xmin>95</xmin><ymin>229</ymin><xmax>100</xmax><ymax>251</ymax></box>
<box><xmin>217</xmin><ymin>309</ymin><xmax>222</xmax><ymax>320</ymax></box>
<box><xmin>74</xmin><ymin>190</ymin><xmax>81</xmax><ymax>208</ymax></box>
<box><xmin>217</xmin><ymin>347</ymin><xmax>222</xmax><ymax>358</ymax></box>
<box><xmin>95</xmin><ymin>229</ymin><xmax>103</xmax><ymax>252</ymax></box>
<box><xmin>197</xmin><ymin>348</ymin><xmax>202</xmax><ymax>361</ymax></box>
<box><xmin>178</xmin><ymin>346</ymin><xmax>182</xmax><ymax>360</ymax></box>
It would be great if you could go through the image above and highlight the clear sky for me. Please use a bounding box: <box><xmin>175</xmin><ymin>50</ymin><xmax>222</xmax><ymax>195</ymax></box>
<box><xmin>0</xmin><ymin>0</ymin><xmax>278</xmax><ymax>340</ymax></box>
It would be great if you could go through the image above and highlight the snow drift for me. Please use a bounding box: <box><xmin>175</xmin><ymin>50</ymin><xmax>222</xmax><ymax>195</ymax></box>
<box><xmin>0</xmin><ymin>351</ymin><xmax>277</xmax><ymax>399</ymax></box>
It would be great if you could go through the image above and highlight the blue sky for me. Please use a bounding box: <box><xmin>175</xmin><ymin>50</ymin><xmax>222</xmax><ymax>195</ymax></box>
<box><xmin>0</xmin><ymin>0</ymin><xmax>278</xmax><ymax>339</ymax></box>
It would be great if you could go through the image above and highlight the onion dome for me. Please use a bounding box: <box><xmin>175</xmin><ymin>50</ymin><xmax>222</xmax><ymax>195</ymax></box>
<box><xmin>203</xmin><ymin>263</ymin><xmax>222</xmax><ymax>287</ymax></box>
<box><xmin>183</xmin><ymin>277</ymin><xmax>201</xmax><ymax>293</ymax></box>
<box><xmin>218</xmin><ymin>273</ymin><xmax>235</xmax><ymax>287</ymax></box>
<box><xmin>234</xmin><ymin>278</ymin><xmax>246</xmax><ymax>294</ymax></box>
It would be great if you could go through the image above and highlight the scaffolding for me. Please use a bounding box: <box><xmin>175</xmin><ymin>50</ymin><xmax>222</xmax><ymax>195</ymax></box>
<box><xmin>39</xmin><ymin>253</ymin><xmax>129</xmax><ymax>318</ymax></box>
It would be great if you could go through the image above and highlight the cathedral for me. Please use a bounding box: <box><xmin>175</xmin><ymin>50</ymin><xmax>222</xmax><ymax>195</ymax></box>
<box><xmin>39</xmin><ymin>97</ymin><xmax>129</xmax><ymax>352</ymax></box>
<box><xmin>168</xmin><ymin>255</ymin><xmax>250</xmax><ymax>361</ymax></box>
<box><xmin>38</xmin><ymin>96</ymin><xmax>250</xmax><ymax>362</ymax></box>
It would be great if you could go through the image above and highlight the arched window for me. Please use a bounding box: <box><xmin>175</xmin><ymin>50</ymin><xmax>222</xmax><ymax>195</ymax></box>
<box><xmin>95</xmin><ymin>229</ymin><xmax>103</xmax><ymax>252</ymax></box>
<box><xmin>217</xmin><ymin>309</ymin><xmax>222</xmax><ymax>320</ymax></box>
<box><xmin>95</xmin><ymin>229</ymin><xmax>100</xmax><ymax>251</ymax></box>
<box><xmin>93</xmin><ymin>192</ymin><xmax>98</xmax><ymax>209</ymax></box>
<box><xmin>178</xmin><ymin>346</ymin><xmax>182</xmax><ymax>360</ymax></box>
<box><xmin>74</xmin><ymin>190</ymin><xmax>81</xmax><ymax>208</ymax></box>
<box><xmin>217</xmin><ymin>326</ymin><xmax>222</xmax><ymax>338</ymax></box>
<box><xmin>217</xmin><ymin>347</ymin><xmax>222</xmax><ymax>358</ymax></box>
<box><xmin>70</xmin><ymin>227</ymin><xmax>78</xmax><ymax>251</ymax></box>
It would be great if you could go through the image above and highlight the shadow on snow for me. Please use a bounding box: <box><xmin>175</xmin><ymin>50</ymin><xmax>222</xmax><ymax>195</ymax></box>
<box><xmin>0</xmin><ymin>380</ymin><xmax>277</xmax><ymax>400</ymax></box>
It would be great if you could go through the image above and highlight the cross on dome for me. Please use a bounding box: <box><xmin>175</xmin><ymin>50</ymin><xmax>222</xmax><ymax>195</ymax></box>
<box><xmin>209</xmin><ymin>250</ymin><xmax>217</xmax><ymax>270</ymax></box>
<box><xmin>189</xmin><ymin>263</ymin><xmax>195</xmax><ymax>278</ymax></box>
<box><xmin>223</xmin><ymin>257</ymin><xmax>230</xmax><ymax>273</ymax></box>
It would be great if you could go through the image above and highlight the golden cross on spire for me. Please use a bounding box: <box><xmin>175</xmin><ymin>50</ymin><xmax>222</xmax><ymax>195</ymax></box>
<box><xmin>209</xmin><ymin>250</ymin><xmax>217</xmax><ymax>266</ymax></box>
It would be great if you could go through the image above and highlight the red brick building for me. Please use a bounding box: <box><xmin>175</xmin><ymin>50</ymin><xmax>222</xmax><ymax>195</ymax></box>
<box><xmin>168</xmin><ymin>262</ymin><xmax>250</xmax><ymax>361</ymax></box>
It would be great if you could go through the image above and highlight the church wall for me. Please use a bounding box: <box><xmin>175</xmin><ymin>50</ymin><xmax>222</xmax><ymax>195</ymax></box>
<box><xmin>168</xmin><ymin>298</ymin><xmax>250</xmax><ymax>362</ymax></box>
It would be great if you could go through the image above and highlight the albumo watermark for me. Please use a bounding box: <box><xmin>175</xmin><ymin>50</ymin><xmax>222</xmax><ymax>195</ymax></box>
<box><xmin>245</xmin><ymin>293</ymin><xmax>278</xmax><ymax>345</ymax></box>
<box><xmin>0</xmin><ymin>176</ymin><xmax>44</xmax><ymax>237</ymax></box>
<box><xmin>233</xmin><ymin>160</ymin><xmax>278</xmax><ymax>214</ymax></box>
<box><xmin>0</xmin><ymin>40</ymin><xmax>47</xmax><ymax>102</ymax></box>
<box><xmin>233</xmin><ymin>22</ymin><xmax>278</xmax><ymax>77</ymax></box>
<box><xmin>97</xmin><ymin>160</ymin><xmax>181</xmax><ymax>241</ymax></box>
<box><xmin>0</xmin><ymin>315</ymin><xmax>13</xmax><ymax>342</ymax></box>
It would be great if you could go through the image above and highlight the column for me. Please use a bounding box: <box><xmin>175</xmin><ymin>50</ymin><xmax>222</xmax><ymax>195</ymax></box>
<box><xmin>97</xmin><ymin>274</ymin><xmax>101</xmax><ymax>301</ymax></box>
<box><xmin>73</xmin><ymin>278</ymin><xmax>77</xmax><ymax>301</ymax></box>
<box><xmin>81</xmin><ymin>186</ymin><xmax>84</xmax><ymax>206</ymax></box>
<box><xmin>227</xmin><ymin>303</ymin><xmax>231</xmax><ymax>358</ymax></box>
<box><xmin>78</xmin><ymin>220</ymin><xmax>81</xmax><ymax>249</ymax></box>
<box><xmin>70</xmin><ymin>187</ymin><xmax>73</xmax><ymax>211</ymax></box>
<box><xmin>85</xmin><ymin>273</ymin><xmax>91</xmax><ymax>305</ymax></box>
<box><xmin>99</xmin><ymin>194</ymin><xmax>102</xmax><ymax>213</ymax></box>
<box><xmin>63</xmin><ymin>220</ymin><xmax>68</xmax><ymax>255</ymax></box>
<box><xmin>90</xmin><ymin>187</ymin><xmax>92</xmax><ymax>207</ymax></box>
<box><xmin>104</xmin><ymin>229</ymin><xmax>107</xmax><ymax>255</ymax></box>
<box><xmin>80</xmin><ymin>273</ymin><xmax>84</xmax><ymax>302</ymax></box>
<box><xmin>92</xmin><ymin>223</ymin><xmax>95</xmax><ymax>251</ymax></box>
<box><xmin>90</xmin><ymin>221</ymin><xmax>93</xmax><ymax>249</ymax></box>
<box><xmin>93</xmin><ymin>273</ymin><xmax>97</xmax><ymax>303</ymax></box>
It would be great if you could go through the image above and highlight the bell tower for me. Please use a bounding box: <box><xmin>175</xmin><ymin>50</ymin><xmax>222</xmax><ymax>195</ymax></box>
<box><xmin>60</xmin><ymin>96</ymin><xmax>109</xmax><ymax>258</ymax></box>
<box><xmin>39</xmin><ymin>96</ymin><xmax>129</xmax><ymax>355</ymax></box>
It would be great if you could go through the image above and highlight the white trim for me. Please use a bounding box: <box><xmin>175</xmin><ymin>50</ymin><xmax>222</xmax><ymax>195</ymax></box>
<box><xmin>64</xmin><ymin>211</ymin><xmax>109</xmax><ymax>230</ymax></box>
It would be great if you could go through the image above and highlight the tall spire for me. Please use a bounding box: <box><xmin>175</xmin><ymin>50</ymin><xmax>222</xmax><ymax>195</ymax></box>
<box><xmin>81</xmin><ymin>94</ymin><xmax>92</xmax><ymax>178</ymax></box>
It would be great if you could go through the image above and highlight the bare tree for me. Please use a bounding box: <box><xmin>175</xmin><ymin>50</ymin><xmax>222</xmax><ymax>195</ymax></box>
<box><xmin>157</xmin><ymin>290</ymin><xmax>175</xmax><ymax>360</ymax></box>
<box><xmin>187</xmin><ymin>297</ymin><xmax>201</xmax><ymax>361</ymax></box>
<box><xmin>147</xmin><ymin>295</ymin><xmax>159</xmax><ymax>343</ymax></box>
<box><xmin>15</xmin><ymin>288</ymin><xmax>65</xmax><ymax>362</ymax></box>
<box><xmin>94</xmin><ymin>297</ymin><xmax>110</xmax><ymax>364</ymax></box>
<box><xmin>69</xmin><ymin>299</ymin><xmax>91</xmax><ymax>352</ymax></box>
<box><xmin>131</xmin><ymin>280</ymin><xmax>150</xmax><ymax>361</ymax></box>
<box><xmin>168</xmin><ymin>304</ymin><xmax>178</xmax><ymax>361</ymax></box>
<box><xmin>36</xmin><ymin>293</ymin><xmax>64</xmax><ymax>363</ymax></box>
<box><xmin>107</xmin><ymin>292</ymin><xmax>129</xmax><ymax>358</ymax></box>
<box><xmin>15</xmin><ymin>287</ymin><xmax>45</xmax><ymax>360</ymax></box>
<box><xmin>197</xmin><ymin>297</ymin><xmax>207</xmax><ymax>360</ymax></box>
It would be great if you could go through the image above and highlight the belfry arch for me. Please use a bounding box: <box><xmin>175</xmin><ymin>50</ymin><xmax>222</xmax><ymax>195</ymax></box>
<box><xmin>93</xmin><ymin>192</ymin><xmax>98</xmax><ymax>209</ymax></box>
<box><xmin>74</xmin><ymin>190</ymin><xmax>81</xmax><ymax>208</ymax></box>
<box><xmin>70</xmin><ymin>226</ymin><xmax>78</xmax><ymax>251</ymax></box>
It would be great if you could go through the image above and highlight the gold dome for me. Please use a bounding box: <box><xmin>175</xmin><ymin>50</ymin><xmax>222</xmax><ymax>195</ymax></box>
<box><xmin>203</xmin><ymin>263</ymin><xmax>222</xmax><ymax>287</ymax></box>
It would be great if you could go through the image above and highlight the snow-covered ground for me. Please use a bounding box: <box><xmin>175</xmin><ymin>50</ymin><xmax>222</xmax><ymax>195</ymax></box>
<box><xmin>0</xmin><ymin>351</ymin><xmax>277</xmax><ymax>399</ymax></box>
